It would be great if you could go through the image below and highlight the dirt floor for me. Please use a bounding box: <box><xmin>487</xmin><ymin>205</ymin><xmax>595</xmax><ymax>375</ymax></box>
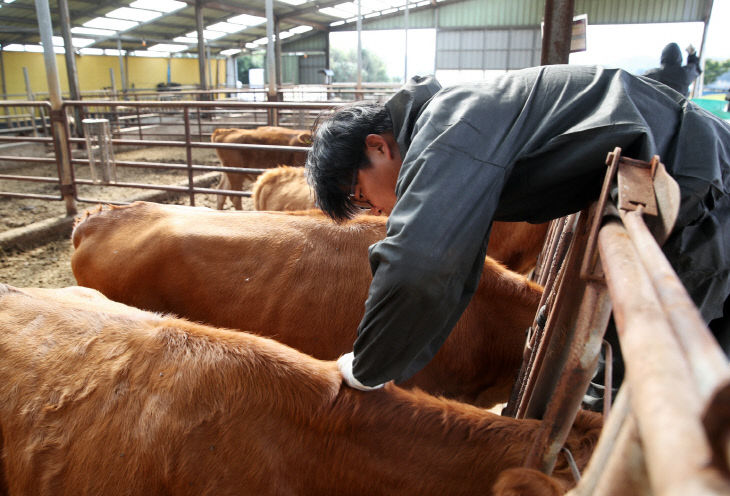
<box><xmin>0</xmin><ymin>145</ymin><xmax>254</xmax><ymax>289</ymax></box>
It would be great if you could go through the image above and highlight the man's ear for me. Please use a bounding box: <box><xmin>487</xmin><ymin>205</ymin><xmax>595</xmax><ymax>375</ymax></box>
<box><xmin>365</xmin><ymin>134</ymin><xmax>392</xmax><ymax>158</ymax></box>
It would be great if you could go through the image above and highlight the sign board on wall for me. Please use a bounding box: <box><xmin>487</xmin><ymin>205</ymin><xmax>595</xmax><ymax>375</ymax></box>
<box><xmin>571</xmin><ymin>14</ymin><xmax>588</xmax><ymax>53</ymax></box>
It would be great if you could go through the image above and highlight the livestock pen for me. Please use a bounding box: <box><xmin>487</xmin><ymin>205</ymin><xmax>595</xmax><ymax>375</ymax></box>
<box><xmin>1</xmin><ymin>97</ymin><xmax>730</xmax><ymax>493</ymax></box>
<box><xmin>0</xmin><ymin>97</ymin><xmax>341</xmax><ymax>286</ymax></box>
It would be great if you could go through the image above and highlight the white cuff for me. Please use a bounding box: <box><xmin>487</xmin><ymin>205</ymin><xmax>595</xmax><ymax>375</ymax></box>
<box><xmin>337</xmin><ymin>352</ymin><xmax>385</xmax><ymax>391</ymax></box>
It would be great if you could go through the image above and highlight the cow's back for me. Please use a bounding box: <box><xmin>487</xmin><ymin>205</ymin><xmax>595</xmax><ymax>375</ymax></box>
<box><xmin>253</xmin><ymin>166</ymin><xmax>315</xmax><ymax>211</ymax></box>
<box><xmin>71</xmin><ymin>202</ymin><xmax>541</xmax><ymax>405</ymax></box>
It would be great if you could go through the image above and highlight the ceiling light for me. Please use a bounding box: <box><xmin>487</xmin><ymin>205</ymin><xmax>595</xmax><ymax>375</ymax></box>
<box><xmin>149</xmin><ymin>43</ymin><xmax>188</xmax><ymax>52</ymax></box>
<box><xmin>185</xmin><ymin>30</ymin><xmax>227</xmax><ymax>40</ymax></box>
<box><xmin>106</xmin><ymin>7</ymin><xmax>161</xmax><ymax>22</ymax></box>
<box><xmin>83</xmin><ymin>17</ymin><xmax>139</xmax><ymax>31</ymax></box>
<box><xmin>51</xmin><ymin>36</ymin><xmax>94</xmax><ymax>48</ymax></box>
<box><xmin>71</xmin><ymin>26</ymin><xmax>115</xmax><ymax>36</ymax></box>
<box><xmin>227</xmin><ymin>14</ymin><xmax>265</xmax><ymax>26</ymax></box>
<box><xmin>132</xmin><ymin>50</ymin><xmax>166</xmax><ymax>57</ymax></box>
<box><xmin>129</xmin><ymin>0</ymin><xmax>185</xmax><ymax>13</ymax></box>
<box><xmin>288</xmin><ymin>25</ymin><xmax>312</xmax><ymax>34</ymax></box>
<box><xmin>206</xmin><ymin>22</ymin><xmax>246</xmax><ymax>33</ymax></box>
<box><xmin>173</xmin><ymin>36</ymin><xmax>199</xmax><ymax>44</ymax></box>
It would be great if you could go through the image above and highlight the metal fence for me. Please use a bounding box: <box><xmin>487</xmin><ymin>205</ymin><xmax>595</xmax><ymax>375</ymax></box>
<box><xmin>0</xmin><ymin>99</ymin><xmax>339</xmax><ymax>216</ymax></box>
<box><xmin>504</xmin><ymin>148</ymin><xmax>730</xmax><ymax>494</ymax></box>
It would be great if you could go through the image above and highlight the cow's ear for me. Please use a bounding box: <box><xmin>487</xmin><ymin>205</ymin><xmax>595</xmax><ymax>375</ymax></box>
<box><xmin>298</xmin><ymin>133</ymin><xmax>312</xmax><ymax>145</ymax></box>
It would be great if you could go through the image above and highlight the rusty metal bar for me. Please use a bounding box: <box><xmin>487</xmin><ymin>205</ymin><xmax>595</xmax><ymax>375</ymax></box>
<box><xmin>567</xmin><ymin>387</ymin><xmax>633</xmax><ymax>496</ymax></box>
<box><xmin>0</xmin><ymin>156</ymin><xmax>56</xmax><ymax>164</ymax></box>
<box><xmin>63</xmin><ymin>100</ymin><xmax>337</xmax><ymax>110</ymax></box>
<box><xmin>585</xmin><ymin>412</ymin><xmax>650</xmax><ymax>496</ymax></box>
<box><xmin>523</xmin><ymin>278</ymin><xmax>612</xmax><ymax>474</ymax></box>
<box><xmin>0</xmin><ymin>136</ymin><xmax>53</xmax><ymax>143</ymax></box>
<box><xmin>598</xmin><ymin>218</ymin><xmax>730</xmax><ymax>495</ymax></box>
<box><xmin>0</xmin><ymin>192</ymin><xmax>63</xmax><ymax>201</ymax></box>
<box><xmin>540</xmin><ymin>0</ymin><xmax>575</xmax><ymax>65</ymax></box>
<box><xmin>67</xmin><ymin>136</ymin><xmax>310</xmax><ymax>154</ymax></box>
<box><xmin>520</xmin><ymin>213</ymin><xmax>586</xmax><ymax>420</ymax></box>
<box><xmin>621</xmin><ymin>209</ymin><xmax>730</xmax><ymax>397</ymax></box>
<box><xmin>0</xmin><ymin>175</ymin><xmax>59</xmax><ymax>183</ymax></box>
<box><xmin>621</xmin><ymin>208</ymin><xmax>730</xmax><ymax>471</ymax></box>
<box><xmin>505</xmin><ymin>214</ymin><xmax>578</xmax><ymax>418</ymax></box>
<box><xmin>70</xmin><ymin>158</ymin><xmax>266</xmax><ymax>176</ymax></box>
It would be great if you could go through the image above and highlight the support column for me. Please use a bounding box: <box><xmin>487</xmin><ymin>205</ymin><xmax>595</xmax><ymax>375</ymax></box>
<box><xmin>274</xmin><ymin>16</ymin><xmax>282</xmax><ymax>87</ymax></box>
<box><xmin>33</xmin><ymin>0</ymin><xmax>77</xmax><ymax>216</ymax></box>
<box><xmin>356</xmin><ymin>0</ymin><xmax>362</xmax><ymax>97</ymax></box>
<box><xmin>403</xmin><ymin>0</ymin><xmax>409</xmax><ymax>82</ymax></box>
<box><xmin>265</xmin><ymin>0</ymin><xmax>278</xmax><ymax>124</ymax></box>
<box><xmin>195</xmin><ymin>0</ymin><xmax>208</xmax><ymax>99</ymax></box>
<box><xmin>58</xmin><ymin>0</ymin><xmax>83</xmax><ymax>136</ymax></box>
<box><xmin>117</xmin><ymin>37</ymin><xmax>127</xmax><ymax>94</ymax></box>
<box><xmin>540</xmin><ymin>0</ymin><xmax>574</xmax><ymax>65</ymax></box>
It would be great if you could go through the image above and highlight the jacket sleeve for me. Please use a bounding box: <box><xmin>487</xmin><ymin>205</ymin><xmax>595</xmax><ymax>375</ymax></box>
<box><xmin>351</xmin><ymin>119</ymin><xmax>508</xmax><ymax>386</ymax></box>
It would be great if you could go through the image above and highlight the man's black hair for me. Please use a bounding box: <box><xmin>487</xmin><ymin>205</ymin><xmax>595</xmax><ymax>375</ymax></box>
<box><xmin>305</xmin><ymin>102</ymin><xmax>393</xmax><ymax>222</ymax></box>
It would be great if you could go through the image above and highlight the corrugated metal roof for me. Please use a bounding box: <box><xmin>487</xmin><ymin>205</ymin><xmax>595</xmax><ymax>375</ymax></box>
<box><xmin>339</xmin><ymin>0</ymin><xmax>712</xmax><ymax>30</ymax></box>
<box><xmin>0</xmin><ymin>0</ymin><xmax>714</xmax><ymax>57</ymax></box>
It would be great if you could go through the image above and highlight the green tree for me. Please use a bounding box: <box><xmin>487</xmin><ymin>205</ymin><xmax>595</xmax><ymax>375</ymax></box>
<box><xmin>331</xmin><ymin>47</ymin><xmax>397</xmax><ymax>83</ymax></box>
<box><xmin>236</xmin><ymin>53</ymin><xmax>265</xmax><ymax>85</ymax></box>
<box><xmin>704</xmin><ymin>59</ymin><xmax>730</xmax><ymax>85</ymax></box>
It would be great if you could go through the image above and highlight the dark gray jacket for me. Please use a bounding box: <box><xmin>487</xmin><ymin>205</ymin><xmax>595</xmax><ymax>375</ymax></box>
<box><xmin>352</xmin><ymin>65</ymin><xmax>730</xmax><ymax>387</ymax></box>
<box><xmin>644</xmin><ymin>43</ymin><xmax>701</xmax><ymax>97</ymax></box>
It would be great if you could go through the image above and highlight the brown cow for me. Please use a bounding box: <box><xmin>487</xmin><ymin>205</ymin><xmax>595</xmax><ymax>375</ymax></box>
<box><xmin>252</xmin><ymin>165</ymin><xmax>314</xmax><ymax>211</ymax></box>
<box><xmin>71</xmin><ymin>202</ymin><xmax>542</xmax><ymax>407</ymax></box>
<box><xmin>0</xmin><ymin>283</ymin><xmax>601</xmax><ymax>496</ymax></box>
<box><xmin>249</xmin><ymin>165</ymin><xmax>549</xmax><ymax>274</ymax></box>
<box><xmin>211</xmin><ymin>126</ymin><xmax>311</xmax><ymax>210</ymax></box>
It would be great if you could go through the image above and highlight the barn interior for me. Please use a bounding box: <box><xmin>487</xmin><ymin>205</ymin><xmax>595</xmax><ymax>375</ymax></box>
<box><xmin>0</xmin><ymin>0</ymin><xmax>729</xmax><ymax>494</ymax></box>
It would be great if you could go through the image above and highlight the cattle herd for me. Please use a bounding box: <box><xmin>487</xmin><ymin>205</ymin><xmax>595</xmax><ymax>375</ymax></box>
<box><xmin>0</xmin><ymin>125</ymin><xmax>600</xmax><ymax>495</ymax></box>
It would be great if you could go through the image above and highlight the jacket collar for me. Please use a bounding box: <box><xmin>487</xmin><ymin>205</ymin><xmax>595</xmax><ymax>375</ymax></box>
<box><xmin>385</xmin><ymin>75</ymin><xmax>442</xmax><ymax>157</ymax></box>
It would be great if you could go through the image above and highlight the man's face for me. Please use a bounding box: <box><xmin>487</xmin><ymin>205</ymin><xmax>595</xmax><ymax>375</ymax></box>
<box><xmin>352</xmin><ymin>133</ymin><xmax>402</xmax><ymax>216</ymax></box>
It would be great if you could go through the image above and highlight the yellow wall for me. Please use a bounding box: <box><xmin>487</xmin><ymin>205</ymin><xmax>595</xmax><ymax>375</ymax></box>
<box><xmin>1</xmin><ymin>51</ymin><xmax>228</xmax><ymax>98</ymax></box>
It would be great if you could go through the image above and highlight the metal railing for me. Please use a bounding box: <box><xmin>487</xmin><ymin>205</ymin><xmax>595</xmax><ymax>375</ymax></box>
<box><xmin>504</xmin><ymin>148</ymin><xmax>730</xmax><ymax>494</ymax></box>
<box><xmin>0</xmin><ymin>99</ymin><xmax>339</xmax><ymax>216</ymax></box>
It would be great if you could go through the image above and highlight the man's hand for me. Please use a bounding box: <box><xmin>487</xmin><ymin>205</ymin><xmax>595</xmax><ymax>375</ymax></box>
<box><xmin>686</xmin><ymin>44</ymin><xmax>696</xmax><ymax>55</ymax></box>
<box><xmin>337</xmin><ymin>352</ymin><xmax>385</xmax><ymax>391</ymax></box>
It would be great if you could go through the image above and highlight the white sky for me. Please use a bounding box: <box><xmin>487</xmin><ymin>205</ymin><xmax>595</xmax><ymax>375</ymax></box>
<box><xmin>330</xmin><ymin>0</ymin><xmax>730</xmax><ymax>82</ymax></box>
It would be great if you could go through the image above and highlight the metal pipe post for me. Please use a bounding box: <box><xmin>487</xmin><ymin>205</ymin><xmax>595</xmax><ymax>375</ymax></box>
<box><xmin>109</xmin><ymin>68</ymin><xmax>117</xmax><ymax>99</ymax></box>
<box><xmin>540</xmin><ymin>0</ymin><xmax>575</xmax><ymax>65</ymax></box>
<box><xmin>57</xmin><ymin>0</ymin><xmax>80</xmax><ymax>103</ymax></box>
<box><xmin>33</xmin><ymin>0</ymin><xmax>76</xmax><ymax>216</ymax></box>
<box><xmin>403</xmin><ymin>0</ymin><xmax>409</xmax><ymax>82</ymax></box>
<box><xmin>22</xmin><ymin>67</ymin><xmax>38</xmax><ymax>137</ymax></box>
<box><xmin>692</xmin><ymin>0</ymin><xmax>714</xmax><ymax>98</ymax></box>
<box><xmin>117</xmin><ymin>37</ymin><xmax>127</xmax><ymax>94</ymax></box>
<box><xmin>0</xmin><ymin>46</ymin><xmax>6</xmax><ymax>101</ymax></box>
<box><xmin>274</xmin><ymin>16</ymin><xmax>282</xmax><ymax>87</ymax></box>
<box><xmin>598</xmin><ymin>218</ymin><xmax>730</xmax><ymax>495</ymax></box>
<box><xmin>58</xmin><ymin>0</ymin><xmax>85</xmax><ymax>137</ymax></box>
<box><xmin>356</xmin><ymin>0</ymin><xmax>362</xmax><ymax>97</ymax></box>
<box><xmin>195</xmin><ymin>0</ymin><xmax>208</xmax><ymax>98</ymax></box>
<box><xmin>265</xmin><ymin>0</ymin><xmax>278</xmax><ymax>125</ymax></box>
